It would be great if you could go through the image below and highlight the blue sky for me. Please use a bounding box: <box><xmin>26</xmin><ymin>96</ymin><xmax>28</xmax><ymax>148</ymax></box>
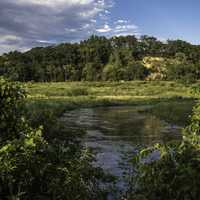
<box><xmin>0</xmin><ymin>0</ymin><xmax>199</xmax><ymax>54</ymax></box>
<box><xmin>110</xmin><ymin>0</ymin><xmax>200</xmax><ymax>44</ymax></box>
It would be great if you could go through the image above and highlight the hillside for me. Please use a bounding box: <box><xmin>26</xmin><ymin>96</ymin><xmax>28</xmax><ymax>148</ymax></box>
<box><xmin>1</xmin><ymin>35</ymin><xmax>200</xmax><ymax>83</ymax></box>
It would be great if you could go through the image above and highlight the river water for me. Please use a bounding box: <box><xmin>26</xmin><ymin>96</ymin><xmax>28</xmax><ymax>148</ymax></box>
<box><xmin>61</xmin><ymin>101</ymin><xmax>194</xmax><ymax>198</ymax></box>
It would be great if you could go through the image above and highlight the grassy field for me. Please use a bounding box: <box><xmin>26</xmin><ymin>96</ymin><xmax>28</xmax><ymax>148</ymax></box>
<box><xmin>26</xmin><ymin>81</ymin><xmax>199</xmax><ymax>102</ymax></box>
<box><xmin>24</xmin><ymin>81</ymin><xmax>199</xmax><ymax>127</ymax></box>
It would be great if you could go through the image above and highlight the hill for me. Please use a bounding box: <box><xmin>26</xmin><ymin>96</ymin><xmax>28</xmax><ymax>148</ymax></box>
<box><xmin>1</xmin><ymin>35</ymin><xmax>200</xmax><ymax>83</ymax></box>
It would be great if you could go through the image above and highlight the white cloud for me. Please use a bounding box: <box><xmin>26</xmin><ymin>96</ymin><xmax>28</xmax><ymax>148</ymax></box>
<box><xmin>96</xmin><ymin>24</ymin><xmax>111</xmax><ymax>33</ymax></box>
<box><xmin>36</xmin><ymin>40</ymin><xmax>57</xmax><ymax>44</ymax></box>
<box><xmin>0</xmin><ymin>35</ymin><xmax>22</xmax><ymax>43</ymax></box>
<box><xmin>90</xmin><ymin>19</ymin><xmax>97</xmax><ymax>23</ymax></box>
<box><xmin>96</xmin><ymin>20</ymin><xmax>140</xmax><ymax>36</ymax></box>
<box><xmin>17</xmin><ymin>0</ymin><xmax>95</xmax><ymax>7</ymax></box>
<box><xmin>0</xmin><ymin>0</ymin><xmax>113</xmax><ymax>54</ymax></box>
<box><xmin>104</xmin><ymin>10</ymin><xmax>111</xmax><ymax>14</ymax></box>
<box><xmin>0</xmin><ymin>0</ymin><xmax>140</xmax><ymax>54</ymax></box>
<box><xmin>113</xmin><ymin>19</ymin><xmax>140</xmax><ymax>36</ymax></box>
<box><xmin>115</xmin><ymin>19</ymin><xmax>128</xmax><ymax>24</ymax></box>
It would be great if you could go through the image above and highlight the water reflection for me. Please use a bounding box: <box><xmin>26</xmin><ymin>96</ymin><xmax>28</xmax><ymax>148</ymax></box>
<box><xmin>62</xmin><ymin>103</ymin><xmax>193</xmax><ymax>197</ymax></box>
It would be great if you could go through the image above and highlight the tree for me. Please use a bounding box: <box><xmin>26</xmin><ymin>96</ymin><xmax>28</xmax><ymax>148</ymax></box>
<box><xmin>167</xmin><ymin>62</ymin><xmax>200</xmax><ymax>83</ymax></box>
<box><xmin>124</xmin><ymin>61</ymin><xmax>149</xmax><ymax>80</ymax></box>
<box><xmin>1</xmin><ymin>35</ymin><xmax>200</xmax><ymax>82</ymax></box>
<box><xmin>102</xmin><ymin>50</ymin><xmax>125</xmax><ymax>81</ymax></box>
<box><xmin>82</xmin><ymin>62</ymin><xmax>103</xmax><ymax>81</ymax></box>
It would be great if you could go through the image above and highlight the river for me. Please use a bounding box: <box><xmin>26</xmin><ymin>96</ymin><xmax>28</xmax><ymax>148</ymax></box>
<box><xmin>61</xmin><ymin>100</ymin><xmax>194</xmax><ymax>199</ymax></box>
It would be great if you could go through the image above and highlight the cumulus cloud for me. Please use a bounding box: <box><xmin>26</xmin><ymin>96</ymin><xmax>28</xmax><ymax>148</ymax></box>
<box><xmin>0</xmin><ymin>0</ymin><xmax>113</xmax><ymax>53</ymax></box>
<box><xmin>115</xmin><ymin>19</ymin><xmax>128</xmax><ymax>24</ymax></box>
<box><xmin>0</xmin><ymin>0</ymin><xmax>139</xmax><ymax>54</ymax></box>
<box><xmin>96</xmin><ymin>20</ymin><xmax>139</xmax><ymax>36</ymax></box>
<box><xmin>96</xmin><ymin>24</ymin><xmax>112</xmax><ymax>33</ymax></box>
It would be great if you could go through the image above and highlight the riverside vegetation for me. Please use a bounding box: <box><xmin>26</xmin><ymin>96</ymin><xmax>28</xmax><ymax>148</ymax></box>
<box><xmin>0</xmin><ymin>77</ymin><xmax>115</xmax><ymax>200</ymax></box>
<box><xmin>1</xmin><ymin>77</ymin><xmax>200</xmax><ymax>199</ymax></box>
<box><xmin>126</xmin><ymin>99</ymin><xmax>200</xmax><ymax>200</ymax></box>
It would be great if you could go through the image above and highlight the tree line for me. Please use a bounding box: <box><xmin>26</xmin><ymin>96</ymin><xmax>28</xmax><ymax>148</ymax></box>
<box><xmin>1</xmin><ymin>35</ymin><xmax>200</xmax><ymax>82</ymax></box>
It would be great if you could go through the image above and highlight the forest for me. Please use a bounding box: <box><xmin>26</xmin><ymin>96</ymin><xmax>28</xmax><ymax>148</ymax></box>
<box><xmin>1</xmin><ymin>35</ymin><xmax>200</xmax><ymax>83</ymax></box>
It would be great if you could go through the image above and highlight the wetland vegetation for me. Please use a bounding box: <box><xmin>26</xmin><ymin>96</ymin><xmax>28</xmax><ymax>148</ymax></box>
<box><xmin>1</xmin><ymin>77</ymin><xmax>200</xmax><ymax>199</ymax></box>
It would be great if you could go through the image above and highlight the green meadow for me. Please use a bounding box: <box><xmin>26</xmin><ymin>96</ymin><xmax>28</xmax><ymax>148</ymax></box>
<box><xmin>25</xmin><ymin>81</ymin><xmax>199</xmax><ymax>118</ymax></box>
<box><xmin>27</xmin><ymin>81</ymin><xmax>197</xmax><ymax>99</ymax></box>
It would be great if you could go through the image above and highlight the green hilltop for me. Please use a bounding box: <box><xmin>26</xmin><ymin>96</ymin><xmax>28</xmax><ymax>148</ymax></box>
<box><xmin>1</xmin><ymin>35</ymin><xmax>200</xmax><ymax>83</ymax></box>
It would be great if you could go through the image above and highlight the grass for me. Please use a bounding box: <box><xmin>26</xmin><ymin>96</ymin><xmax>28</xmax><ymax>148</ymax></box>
<box><xmin>26</xmin><ymin>81</ymin><xmax>199</xmax><ymax>99</ymax></box>
<box><xmin>26</xmin><ymin>80</ymin><xmax>199</xmax><ymax>104</ymax></box>
<box><xmin>142</xmin><ymin>100</ymin><xmax>196</xmax><ymax>126</ymax></box>
<box><xmin>24</xmin><ymin>81</ymin><xmax>200</xmax><ymax>127</ymax></box>
<box><xmin>26</xmin><ymin>81</ymin><xmax>188</xmax><ymax>97</ymax></box>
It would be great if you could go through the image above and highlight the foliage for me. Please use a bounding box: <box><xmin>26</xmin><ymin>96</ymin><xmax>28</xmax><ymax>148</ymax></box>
<box><xmin>124</xmin><ymin>61</ymin><xmax>149</xmax><ymax>80</ymax></box>
<box><xmin>82</xmin><ymin>62</ymin><xmax>103</xmax><ymax>81</ymax></box>
<box><xmin>0</xmin><ymin>77</ymin><xmax>26</xmax><ymax>141</ymax></box>
<box><xmin>126</xmin><ymin>102</ymin><xmax>200</xmax><ymax>200</ymax></box>
<box><xmin>167</xmin><ymin>62</ymin><xmax>200</xmax><ymax>83</ymax></box>
<box><xmin>0</xmin><ymin>130</ymin><xmax>109</xmax><ymax>200</ymax></box>
<box><xmin>0</xmin><ymin>77</ymin><xmax>111</xmax><ymax>199</ymax></box>
<box><xmin>143</xmin><ymin>100</ymin><xmax>195</xmax><ymax>126</ymax></box>
<box><xmin>1</xmin><ymin>35</ymin><xmax>200</xmax><ymax>82</ymax></box>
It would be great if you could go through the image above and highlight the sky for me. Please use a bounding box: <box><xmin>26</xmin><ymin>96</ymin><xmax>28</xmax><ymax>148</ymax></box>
<box><xmin>0</xmin><ymin>0</ymin><xmax>200</xmax><ymax>54</ymax></box>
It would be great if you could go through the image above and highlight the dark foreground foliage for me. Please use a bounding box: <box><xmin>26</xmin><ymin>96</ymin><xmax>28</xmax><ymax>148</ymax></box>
<box><xmin>125</xmin><ymin>101</ymin><xmax>200</xmax><ymax>200</ymax></box>
<box><xmin>0</xmin><ymin>77</ymin><xmax>112</xmax><ymax>200</ymax></box>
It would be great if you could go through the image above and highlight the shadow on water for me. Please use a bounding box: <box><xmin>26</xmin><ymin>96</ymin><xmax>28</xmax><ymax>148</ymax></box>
<box><xmin>61</xmin><ymin>100</ymin><xmax>195</xmax><ymax>199</ymax></box>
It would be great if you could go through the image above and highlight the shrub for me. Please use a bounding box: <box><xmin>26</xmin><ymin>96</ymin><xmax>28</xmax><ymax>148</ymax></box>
<box><xmin>126</xmin><ymin>102</ymin><xmax>200</xmax><ymax>200</ymax></box>
<box><xmin>0</xmin><ymin>77</ymin><xmax>26</xmax><ymax>141</ymax></box>
<box><xmin>66</xmin><ymin>87</ymin><xmax>89</xmax><ymax>96</ymax></box>
<box><xmin>167</xmin><ymin>63</ymin><xmax>200</xmax><ymax>84</ymax></box>
<box><xmin>0</xmin><ymin>77</ymin><xmax>110</xmax><ymax>199</ymax></box>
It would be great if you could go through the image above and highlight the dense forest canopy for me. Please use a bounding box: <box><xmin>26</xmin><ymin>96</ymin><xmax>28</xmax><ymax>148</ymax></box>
<box><xmin>1</xmin><ymin>35</ymin><xmax>200</xmax><ymax>82</ymax></box>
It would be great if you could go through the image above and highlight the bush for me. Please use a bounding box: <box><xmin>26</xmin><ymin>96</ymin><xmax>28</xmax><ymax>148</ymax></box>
<box><xmin>167</xmin><ymin>63</ymin><xmax>200</xmax><ymax>84</ymax></box>
<box><xmin>0</xmin><ymin>77</ymin><xmax>110</xmax><ymax>199</ymax></box>
<box><xmin>66</xmin><ymin>87</ymin><xmax>89</xmax><ymax>96</ymax></box>
<box><xmin>126</xmin><ymin>102</ymin><xmax>200</xmax><ymax>200</ymax></box>
<box><xmin>0</xmin><ymin>77</ymin><xmax>26</xmax><ymax>141</ymax></box>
